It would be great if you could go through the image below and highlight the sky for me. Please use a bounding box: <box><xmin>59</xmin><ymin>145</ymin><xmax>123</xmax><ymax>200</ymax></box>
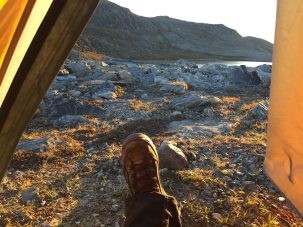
<box><xmin>109</xmin><ymin>0</ymin><xmax>277</xmax><ymax>43</ymax></box>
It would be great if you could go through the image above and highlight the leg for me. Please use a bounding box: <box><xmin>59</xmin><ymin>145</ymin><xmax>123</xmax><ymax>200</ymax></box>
<box><xmin>121</xmin><ymin>133</ymin><xmax>182</xmax><ymax>227</ymax></box>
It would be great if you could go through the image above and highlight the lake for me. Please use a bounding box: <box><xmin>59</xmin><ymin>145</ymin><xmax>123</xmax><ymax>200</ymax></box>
<box><xmin>132</xmin><ymin>59</ymin><xmax>272</xmax><ymax>67</ymax></box>
<box><xmin>196</xmin><ymin>60</ymin><xmax>272</xmax><ymax>67</ymax></box>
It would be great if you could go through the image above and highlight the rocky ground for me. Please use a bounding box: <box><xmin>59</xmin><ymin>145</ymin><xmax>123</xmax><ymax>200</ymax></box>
<box><xmin>0</xmin><ymin>58</ymin><xmax>302</xmax><ymax>226</ymax></box>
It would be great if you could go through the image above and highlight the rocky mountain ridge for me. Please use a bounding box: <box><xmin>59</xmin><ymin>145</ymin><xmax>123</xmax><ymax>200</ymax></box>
<box><xmin>77</xmin><ymin>0</ymin><xmax>273</xmax><ymax>61</ymax></box>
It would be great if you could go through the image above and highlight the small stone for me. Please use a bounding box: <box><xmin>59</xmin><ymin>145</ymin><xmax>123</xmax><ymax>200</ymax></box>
<box><xmin>111</xmin><ymin>204</ymin><xmax>119</xmax><ymax>212</ymax></box>
<box><xmin>278</xmin><ymin>197</ymin><xmax>286</xmax><ymax>202</ymax></box>
<box><xmin>212</xmin><ymin>213</ymin><xmax>223</xmax><ymax>222</ymax></box>
<box><xmin>141</xmin><ymin>93</ymin><xmax>148</xmax><ymax>99</ymax></box>
<box><xmin>159</xmin><ymin>168</ymin><xmax>168</xmax><ymax>174</ymax></box>
<box><xmin>203</xmin><ymin>107</ymin><xmax>214</xmax><ymax>117</ymax></box>
<box><xmin>69</xmin><ymin>90</ymin><xmax>81</xmax><ymax>97</ymax></box>
<box><xmin>100</xmin><ymin>61</ymin><xmax>108</xmax><ymax>67</ymax></box>
<box><xmin>171</xmin><ymin>111</ymin><xmax>182</xmax><ymax>116</ymax></box>
<box><xmin>86</xmin><ymin>147</ymin><xmax>95</xmax><ymax>153</ymax></box>
<box><xmin>41</xmin><ymin>200</ymin><xmax>46</xmax><ymax>206</ymax></box>
<box><xmin>158</xmin><ymin>141</ymin><xmax>188</xmax><ymax>170</ymax></box>
<box><xmin>243</xmin><ymin>181</ymin><xmax>256</xmax><ymax>191</ymax></box>
<box><xmin>20</xmin><ymin>188</ymin><xmax>40</xmax><ymax>205</ymax></box>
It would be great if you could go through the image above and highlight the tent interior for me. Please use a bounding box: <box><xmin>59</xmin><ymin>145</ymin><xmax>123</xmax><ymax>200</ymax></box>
<box><xmin>0</xmin><ymin>0</ymin><xmax>302</xmax><ymax>220</ymax></box>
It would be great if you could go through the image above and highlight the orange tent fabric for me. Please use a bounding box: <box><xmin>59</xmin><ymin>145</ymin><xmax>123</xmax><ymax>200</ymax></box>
<box><xmin>0</xmin><ymin>0</ymin><xmax>34</xmax><ymax>85</ymax></box>
<box><xmin>264</xmin><ymin>0</ymin><xmax>303</xmax><ymax>216</ymax></box>
<box><xmin>0</xmin><ymin>0</ymin><xmax>99</xmax><ymax>181</ymax></box>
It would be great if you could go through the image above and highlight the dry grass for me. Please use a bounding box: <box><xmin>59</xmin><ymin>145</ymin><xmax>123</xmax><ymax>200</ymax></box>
<box><xmin>129</xmin><ymin>99</ymin><xmax>150</xmax><ymax>111</ymax></box>
<box><xmin>168</xmin><ymin>81</ymin><xmax>189</xmax><ymax>91</ymax></box>
<box><xmin>80</xmin><ymin>51</ymin><xmax>106</xmax><ymax>61</ymax></box>
<box><xmin>0</xmin><ymin>93</ymin><xmax>302</xmax><ymax>226</ymax></box>
<box><xmin>115</xmin><ymin>85</ymin><xmax>125</xmax><ymax>98</ymax></box>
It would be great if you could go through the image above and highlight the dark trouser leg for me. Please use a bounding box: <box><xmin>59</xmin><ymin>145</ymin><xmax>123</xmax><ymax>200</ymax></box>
<box><xmin>124</xmin><ymin>192</ymin><xmax>182</xmax><ymax>227</ymax></box>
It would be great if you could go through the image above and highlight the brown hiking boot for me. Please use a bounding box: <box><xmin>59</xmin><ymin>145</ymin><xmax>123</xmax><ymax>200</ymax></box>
<box><xmin>122</xmin><ymin>133</ymin><xmax>166</xmax><ymax>195</ymax></box>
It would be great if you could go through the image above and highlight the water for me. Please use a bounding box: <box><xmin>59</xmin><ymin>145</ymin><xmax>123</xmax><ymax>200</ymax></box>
<box><xmin>196</xmin><ymin>60</ymin><xmax>272</xmax><ymax>67</ymax></box>
<box><xmin>132</xmin><ymin>59</ymin><xmax>272</xmax><ymax>67</ymax></box>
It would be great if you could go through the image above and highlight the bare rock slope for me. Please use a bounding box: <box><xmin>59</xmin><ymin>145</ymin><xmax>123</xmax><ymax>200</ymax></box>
<box><xmin>78</xmin><ymin>0</ymin><xmax>273</xmax><ymax>61</ymax></box>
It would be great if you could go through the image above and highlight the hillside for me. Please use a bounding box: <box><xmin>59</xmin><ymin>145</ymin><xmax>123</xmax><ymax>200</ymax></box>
<box><xmin>77</xmin><ymin>0</ymin><xmax>273</xmax><ymax>61</ymax></box>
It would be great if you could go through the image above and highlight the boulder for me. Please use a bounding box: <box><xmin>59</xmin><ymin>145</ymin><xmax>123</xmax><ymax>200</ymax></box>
<box><xmin>117</xmin><ymin>70</ymin><xmax>135</xmax><ymax>82</ymax></box>
<box><xmin>168</xmin><ymin>120</ymin><xmax>231</xmax><ymax>138</ymax></box>
<box><xmin>68</xmin><ymin>90</ymin><xmax>82</xmax><ymax>97</ymax></box>
<box><xmin>257</xmin><ymin>64</ymin><xmax>272</xmax><ymax>73</ymax></box>
<box><xmin>20</xmin><ymin>188</ymin><xmax>41</xmax><ymax>205</ymax></box>
<box><xmin>251</xmin><ymin>100</ymin><xmax>269</xmax><ymax>120</ymax></box>
<box><xmin>158</xmin><ymin>141</ymin><xmax>188</xmax><ymax>170</ymax></box>
<box><xmin>92</xmin><ymin>91</ymin><xmax>117</xmax><ymax>99</ymax></box>
<box><xmin>56</xmin><ymin>75</ymin><xmax>77</xmax><ymax>82</ymax></box>
<box><xmin>256</xmin><ymin>69</ymin><xmax>271</xmax><ymax>87</ymax></box>
<box><xmin>100</xmin><ymin>72</ymin><xmax>118</xmax><ymax>81</ymax></box>
<box><xmin>66</xmin><ymin>61</ymin><xmax>90</xmax><ymax>76</ymax></box>
<box><xmin>160</xmin><ymin>82</ymin><xmax>188</xmax><ymax>94</ymax></box>
<box><xmin>46</xmin><ymin>94</ymin><xmax>101</xmax><ymax>119</ymax></box>
<box><xmin>52</xmin><ymin>115</ymin><xmax>89</xmax><ymax>128</ymax></box>
<box><xmin>171</xmin><ymin>95</ymin><xmax>222</xmax><ymax>110</ymax></box>
<box><xmin>154</xmin><ymin>76</ymin><xmax>169</xmax><ymax>85</ymax></box>
<box><xmin>175</xmin><ymin>59</ymin><xmax>198</xmax><ymax>70</ymax></box>
<box><xmin>203</xmin><ymin>107</ymin><xmax>214</xmax><ymax>117</ymax></box>
<box><xmin>68</xmin><ymin>49</ymin><xmax>81</xmax><ymax>61</ymax></box>
<box><xmin>17</xmin><ymin>138</ymin><xmax>53</xmax><ymax>152</ymax></box>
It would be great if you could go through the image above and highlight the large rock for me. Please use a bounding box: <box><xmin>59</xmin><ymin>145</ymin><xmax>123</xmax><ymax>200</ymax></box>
<box><xmin>66</xmin><ymin>61</ymin><xmax>90</xmax><ymax>76</ymax></box>
<box><xmin>45</xmin><ymin>94</ymin><xmax>101</xmax><ymax>119</ymax></box>
<box><xmin>80</xmin><ymin>80</ymin><xmax>117</xmax><ymax>97</ymax></box>
<box><xmin>171</xmin><ymin>95</ymin><xmax>222</xmax><ymax>110</ymax></box>
<box><xmin>17</xmin><ymin>138</ymin><xmax>55</xmax><ymax>152</ymax></box>
<box><xmin>158</xmin><ymin>141</ymin><xmax>188</xmax><ymax>170</ymax></box>
<box><xmin>117</xmin><ymin>70</ymin><xmax>136</xmax><ymax>82</ymax></box>
<box><xmin>68</xmin><ymin>50</ymin><xmax>81</xmax><ymax>61</ymax></box>
<box><xmin>198</xmin><ymin>64</ymin><xmax>264</xmax><ymax>87</ymax></box>
<box><xmin>52</xmin><ymin>115</ymin><xmax>89</xmax><ymax>128</ymax></box>
<box><xmin>168</xmin><ymin>120</ymin><xmax>231</xmax><ymax>138</ymax></box>
<box><xmin>154</xmin><ymin>76</ymin><xmax>169</xmax><ymax>85</ymax></box>
<box><xmin>257</xmin><ymin>64</ymin><xmax>272</xmax><ymax>73</ymax></box>
<box><xmin>50</xmin><ymin>75</ymin><xmax>78</xmax><ymax>91</ymax></box>
<box><xmin>251</xmin><ymin>100</ymin><xmax>269</xmax><ymax>120</ymax></box>
<box><xmin>99</xmin><ymin>72</ymin><xmax>118</xmax><ymax>81</ymax></box>
<box><xmin>175</xmin><ymin>59</ymin><xmax>198</xmax><ymax>72</ymax></box>
<box><xmin>92</xmin><ymin>91</ymin><xmax>117</xmax><ymax>99</ymax></box>
<box><xmin>160</xmin><ymin>82</ymin><xmax>188</xmax><ymax>94</ymax></box>
<box><xmin>56</xmin><ymin>75</ymin><xmax>77</xmax><ymax>82</ymax></box>
<box><xmin>256</xmin><ymin>69</ymin><xmax>271</xmax><ymax>87</ymax></box>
